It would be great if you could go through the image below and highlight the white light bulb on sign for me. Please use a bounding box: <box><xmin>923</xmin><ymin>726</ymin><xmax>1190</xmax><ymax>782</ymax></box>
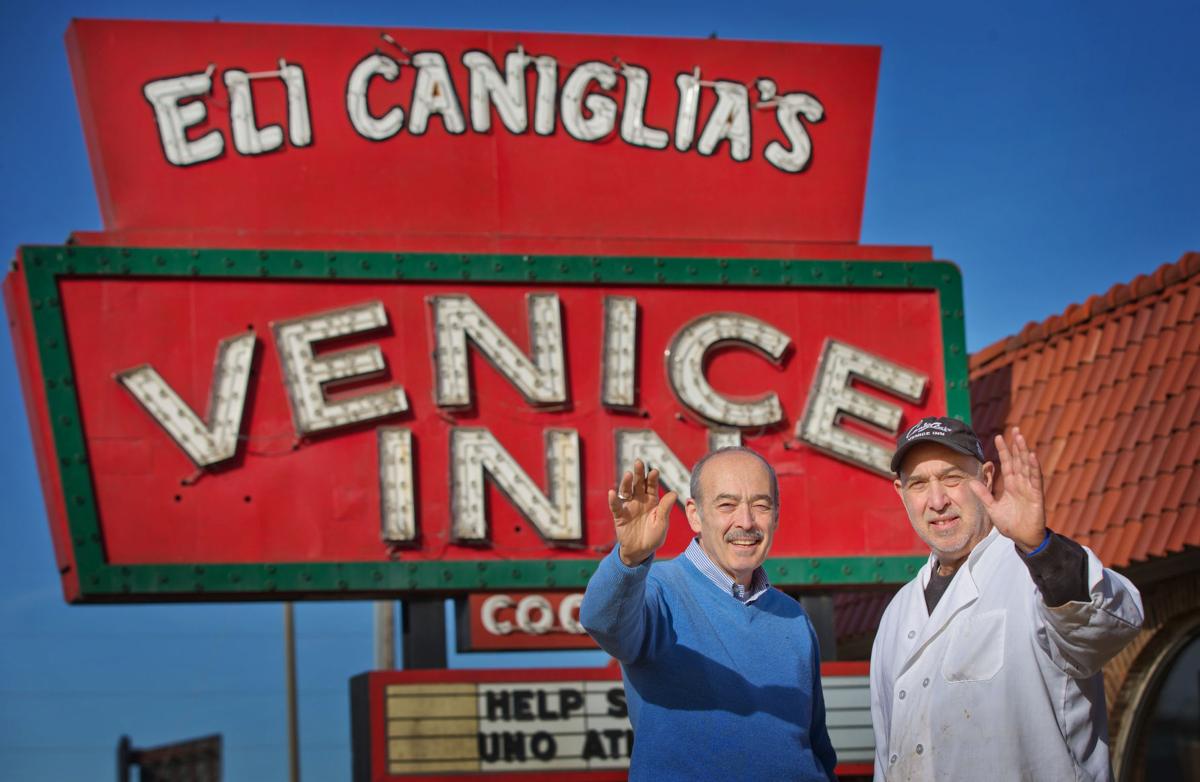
<box><xmin>450</xmin><ymin>428</ymin><xmax>582</xmax><ymax>543</ymax></box>
<box><xmin>272</xmin><ymin>300</ymin><xmax>408</xmax><ymax>436</ymax></box>
<box><xmin>378</xmin><ymin>427</ymin><xmax>416</xmax><ymax>542</ymax></box>
<box><xmin>664</xmin><ymin>312</ymin><xmax>790</xmax><ymax>428</ymax></box>
<box><xmin>601</xmin><ymin>296</ymin><xmax>638</xmax><ymax>409</ymax></box>
<box><xmin>429</xmin><ymin>294</ymin><xmax>567</xmax><ymax>408</ymax></box>
<box><xmin>798</xmin><ymin>339</ymin><xmax>928</xmax><ymax>476</ymax></box>
<box><xmin>116</xmin><ymin>332</ymin><xmax>256</xmax><ymax>468</ymax></box>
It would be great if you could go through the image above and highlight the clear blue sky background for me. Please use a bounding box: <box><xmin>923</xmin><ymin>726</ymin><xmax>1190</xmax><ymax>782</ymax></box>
<box><xmin>1</xmin><ymin>1</ymin><xmax>1197</xmax><ymax>779</ymax></box>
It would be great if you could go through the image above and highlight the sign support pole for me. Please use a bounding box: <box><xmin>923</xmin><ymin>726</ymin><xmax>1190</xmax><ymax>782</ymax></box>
<box><xmin>284</xmin><ymin>602</ymin><xmax>301</xmax><ymax>782</ymax></box>
<box><xmin>373</xmin><ymin>601</ymin><xmax>396</xmax><ymax>669</ymax></box>
<box><xmin>401</xmin><ymin>597</ymin><xmax>448</xmax><ymax>669</ymax></box>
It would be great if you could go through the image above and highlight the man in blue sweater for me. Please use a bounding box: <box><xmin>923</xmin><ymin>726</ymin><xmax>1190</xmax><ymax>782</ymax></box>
<box><xmin>580</xmin><ymin>448</ymin><xmax>838</xmax><ymax>781</ymax></box>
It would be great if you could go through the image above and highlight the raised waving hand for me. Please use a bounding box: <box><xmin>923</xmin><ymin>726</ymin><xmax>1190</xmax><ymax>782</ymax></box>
<box><xmin>609</xmin><ymin>459</ymin><xmax>677</xmax><ymax>567</ymax></box>
<box><xmin>970</xmin><ymin>427</ymin><xmax>1048</xmax><ymax>553</ymax></box>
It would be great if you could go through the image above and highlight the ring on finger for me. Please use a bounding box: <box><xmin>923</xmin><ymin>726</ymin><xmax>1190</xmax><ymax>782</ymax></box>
<box><xmin>617</xmin><ymin>492</ymin><xmax>632</xmax><ymax>501</ymax></box>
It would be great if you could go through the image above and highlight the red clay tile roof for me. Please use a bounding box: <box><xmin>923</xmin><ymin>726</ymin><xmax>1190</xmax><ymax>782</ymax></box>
<box><xmin>969</xmin><ymin>252</ymin><xmax>1200</xmax><ymax>569</ymax></box>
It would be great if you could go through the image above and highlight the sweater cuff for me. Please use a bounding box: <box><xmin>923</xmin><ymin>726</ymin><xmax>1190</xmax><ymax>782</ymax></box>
<box><xmin>611</xmin><ymin>544</ymin><xmax>655</xmax><ymax>573</ymax></box>
<box><xmin>1018</xmin><ymin>530</ymin><xmax>1089</xmax><ymax>607</ymax></box>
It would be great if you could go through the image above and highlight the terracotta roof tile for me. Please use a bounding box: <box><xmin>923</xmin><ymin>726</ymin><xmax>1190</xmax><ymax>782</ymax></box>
<box><xmin>1072</xmin><ymin>391</ymin><xmax>1100</xmax><ymax>432</ymax></box>
<box><xmin>1144</xmin><ymin>433</ymin><xmax>1170</xmax><ymax>480</ymax></box>
<box><xmin>1092</xmin><ymin>352</ymin><xmax>1117</xmax><ymax>390</ymax></box>
<box><xmin>1111</xmin><ymin>488</ymin><xmax>1141</xmax><ymax>530</ymax></box>
<box><xmin>1154</xmin><ymin>395</ymin><xmax>1180</xmax><ymax>438</ymax></box>
<box><xmin>1147</xmin><ymin>296</ymin><xmax>1171</xmax><ymax>336</ymax></box>
<box><xmin>1133</xmin><ymin>333</ymin><xmax>1159</xmax><ymax>375</ymax></box>
<box><xmin>1112</xmin><ymin>520</ymin><xmax>1144</xmax><ymax>566</ymax></box>
<box><xmin>1076</xmin><ymin>459</ymin><xmax>1102</xmax><ymax>500</ymax></box>
<box><xmin>1057</xmin><ymin>400</ymin><xmax>1085</xmax><ymax>442</ymax></box>
<box><xmin>1050</xmin><ymin>338</ymin><xmax>1073</xmax><ymax>377</ymax></box>
<box><xmin>1119</xmin><ymin>374</ymin><xmax>1148</xmax><ymax>417</ymax></box>
<box><xmin>1125</xmin><ymin>475</ymin><xmax>1156</xmax><ymax>521</ymax></box>
<box><xmin>1096</xmin><ymin>488</ymin><xmax>1124</xmax><ymax>530</ymax></box>
<box><xmin>1166</xmin><ymin>509</ymin><xmax>1193</xmax><ymax>553</ymax></box>
<box><xmin>1147</xmin><ymin>365</ymin><xmax>1169</xmax><ymax>406</ymax></box>
<box><xmin>1078</xmin><ymin>493</ymin><xmax>1105</xmax><ymax>536</ymax></box>
<box><xmin>1130</xmin><ymin>302</ymin><xmax>1156</xmax><ymax>343</ymax></box>
<box><xmin>1113</xmin><ymin>315</ymin><xmax>1135</xmax><ymax>352</ymax></box>
<box><xmin>1108</xmin><ymin>449</ymin><xmax>1137</xmax><ymax>489</ymax></box>
<box><xmin>1147</xmin><ymin>510</ymin><xmax>1179</xmax><ymax>557</ymax></box>
<box><xmin>1114</xmin><ymin>347</ymin><xmax>1142</xmax><ymax>388</ymax></box>
<box><xmin>970</xmin><ymin>252</ymin><xmax>1200</xmax><ymax>568</ymax></box>
<box><xmin>1152</xmin><ymin>326</ymin><xmax>1182</xmax><ymax>367</ymax></box>
<box><xmin>1097</xmin><ymin>382</ymin><xmax>1124</xmax><ymax>422</ymax></box>
<box><xmin>1163</xmin><ymin>468</ymin><xmax>1193</xmax><ymax>510</ymax></box>
<box><xmin>1140</xmin><ymin>396</ymin><xmax>1169</xmax><ymax>444</ymax></box>
<box><xmin>1090</xmin><ymin>453</ymin><xmax>1118</xmax><ymax>494</ymax></box>
<box><xmin>1065</xmin><ymin>331</ymin><xmax>1089</xmax><ymax>369</ymax></box>
<box><xmin>1081</xmin><ymin>327</ymin><xmax>1103</xmax><ymax>363</ymax></box>
<box><xmin>1131</xmin><ymin>515</ymin><xmax>1161</xmax><ymax>562</ymax></box>
<box><xmin>1179</xmin><ymin>465</ymin><xmax>1200</xmax><ymax>507</ymax></box>
<box><xmin>1163</xmin><ymin>355</ymin><xmax>1195</xmax><ymax>400</ymax></box>
<box><xmin>1186</xmin><ymin>322</ymin><xmax>1200</xmax><ymax>356</ymax></box>
<box><xmin>1163</xmin><ymin>290</ymin><xmax>1187</xmax><ymax>330</ymax></box>
<box><xmin>1143</xmin><ymin>479</ymin><xmax>1171</xmax><ymax>521</ymax></box>
<box><xmin>1096</xmin><ymin>318</ymin><xmax>1120</xmax><ymax>357</ymax></box>
<box><xmin>1180</xmin><ymin>283</ymin><xmax>1200</xmax><ymax>324</ymax></box>
<box><xmin>1041</xmin><ymin>437</ymin><xmax>1069</xmax><ymax>477</ymax></box>
<box><xmin>1160</xmin><ymin>427</ymin><xmax>1192</xmax><ymax>473</ymax></box>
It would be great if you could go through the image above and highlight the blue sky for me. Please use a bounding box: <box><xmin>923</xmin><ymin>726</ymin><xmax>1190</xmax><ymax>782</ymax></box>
<box><xmin>1</xmin><ymin>1</ymin><xmax>1197</xmax><ymax>779</ymax></box>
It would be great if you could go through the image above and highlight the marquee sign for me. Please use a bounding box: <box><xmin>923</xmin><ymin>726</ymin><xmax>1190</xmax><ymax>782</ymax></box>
<box><xmin>349</xmin><ymin>664</ymin><xmax>873</xmax><ymax>780</ymax></box>
<box><xmin>65</xmin><ymin>19</ymin><xmax>884</xmax><ymax>252</ymax></box>
<box><xmin>5</xmin><ymin>245</ymin><xmax>966</xmax><ymax>602</ymax></box>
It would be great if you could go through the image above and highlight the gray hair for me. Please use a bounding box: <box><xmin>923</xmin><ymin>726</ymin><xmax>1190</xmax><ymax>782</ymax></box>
<box><xmin>688</xmin><ymin>446</ymin><xmax>779</xmax><ymax>513</ymax></box>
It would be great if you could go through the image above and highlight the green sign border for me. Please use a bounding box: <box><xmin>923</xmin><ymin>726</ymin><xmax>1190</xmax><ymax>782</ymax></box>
<box><xmin>18</xmin><ymin>245</ymin><xmax>968</xmax><ymax>600</ymax></box>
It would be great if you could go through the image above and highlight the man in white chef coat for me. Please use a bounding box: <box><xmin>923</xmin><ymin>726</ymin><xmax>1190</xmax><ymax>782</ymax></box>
<box><xmin>870</xmin><ymin>417</ymin><xmax>1144</xmax><ymax>781</ymax></box>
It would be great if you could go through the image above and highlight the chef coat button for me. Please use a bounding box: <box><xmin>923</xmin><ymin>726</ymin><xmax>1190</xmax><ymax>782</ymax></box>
<box><xmin>922</xmin><ymin>677</ymin><xmax>930</xmax><ymax>687</ymax></box>
<box><xmin>907</xmin><ymin>630</ymin><xmax>916</xmax><ymax>639</ymax></box>
<box><xmin>889</xmin><ymin>754</ymin><xmax>898</xmax><ymax>765</ymax></box>
<box><xmin>898</xmin><ymin>690</ymin><xmax>906</xmax><ymax>700</ymax></box>
<box><xmin>916</xmin><ymin>744</ymin><xmax>924</xmax><ymax>755</ymax></box>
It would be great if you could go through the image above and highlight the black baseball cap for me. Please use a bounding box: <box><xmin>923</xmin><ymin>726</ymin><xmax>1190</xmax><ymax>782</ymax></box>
<box><xmin>891</xmin><ymin>416</ymin><xmax>986</xmax><ymax>474</ymax></box>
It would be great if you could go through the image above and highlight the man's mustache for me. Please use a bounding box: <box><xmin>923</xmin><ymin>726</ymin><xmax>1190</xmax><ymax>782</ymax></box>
<box><xmin>724</xmin><ymin>530</ymin><xmax>764</xmax><ymax>543</ymax></box>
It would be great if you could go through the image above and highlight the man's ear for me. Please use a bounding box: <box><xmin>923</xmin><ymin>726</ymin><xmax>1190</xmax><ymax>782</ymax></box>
<box><xmin>893</xmin><ymin>477</ymin><xmax>904</xmax><ymax>498</ymax></box>
<box><xmin>685</xmin><ymin>498</ymin><xmax>702</xmax><ymax>535</ymax></box>
<box><xmin>982</xmin><ymin>461</ymin><xmax>996</xmax><ymax>491</ymax></box>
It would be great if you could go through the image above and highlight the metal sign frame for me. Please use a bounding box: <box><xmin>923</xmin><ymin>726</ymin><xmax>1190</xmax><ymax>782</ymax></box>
<box><xmin>10</xmin><ymin>245</ymin><xmax>968</xmax><ymax>601</ymax></box>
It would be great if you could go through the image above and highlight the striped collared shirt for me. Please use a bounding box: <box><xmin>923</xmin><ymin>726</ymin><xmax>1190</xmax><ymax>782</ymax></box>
<box><xmin>683</xmin><ymin>537</ymin><xmax>771</xmax><ymax>604</ymax></box>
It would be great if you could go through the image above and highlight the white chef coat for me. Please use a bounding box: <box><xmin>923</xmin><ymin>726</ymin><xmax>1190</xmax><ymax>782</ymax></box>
<box><xmin>869</xmin><ymin>528</ymin><xmax>1143</xmax><ymax>781</ymax></box>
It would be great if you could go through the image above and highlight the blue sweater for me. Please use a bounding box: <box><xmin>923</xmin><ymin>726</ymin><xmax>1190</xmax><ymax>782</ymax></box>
<box><xmin>580</xmin><ymin>547</ymin><xmax>838</xmax><ymax>781</ymax></box>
